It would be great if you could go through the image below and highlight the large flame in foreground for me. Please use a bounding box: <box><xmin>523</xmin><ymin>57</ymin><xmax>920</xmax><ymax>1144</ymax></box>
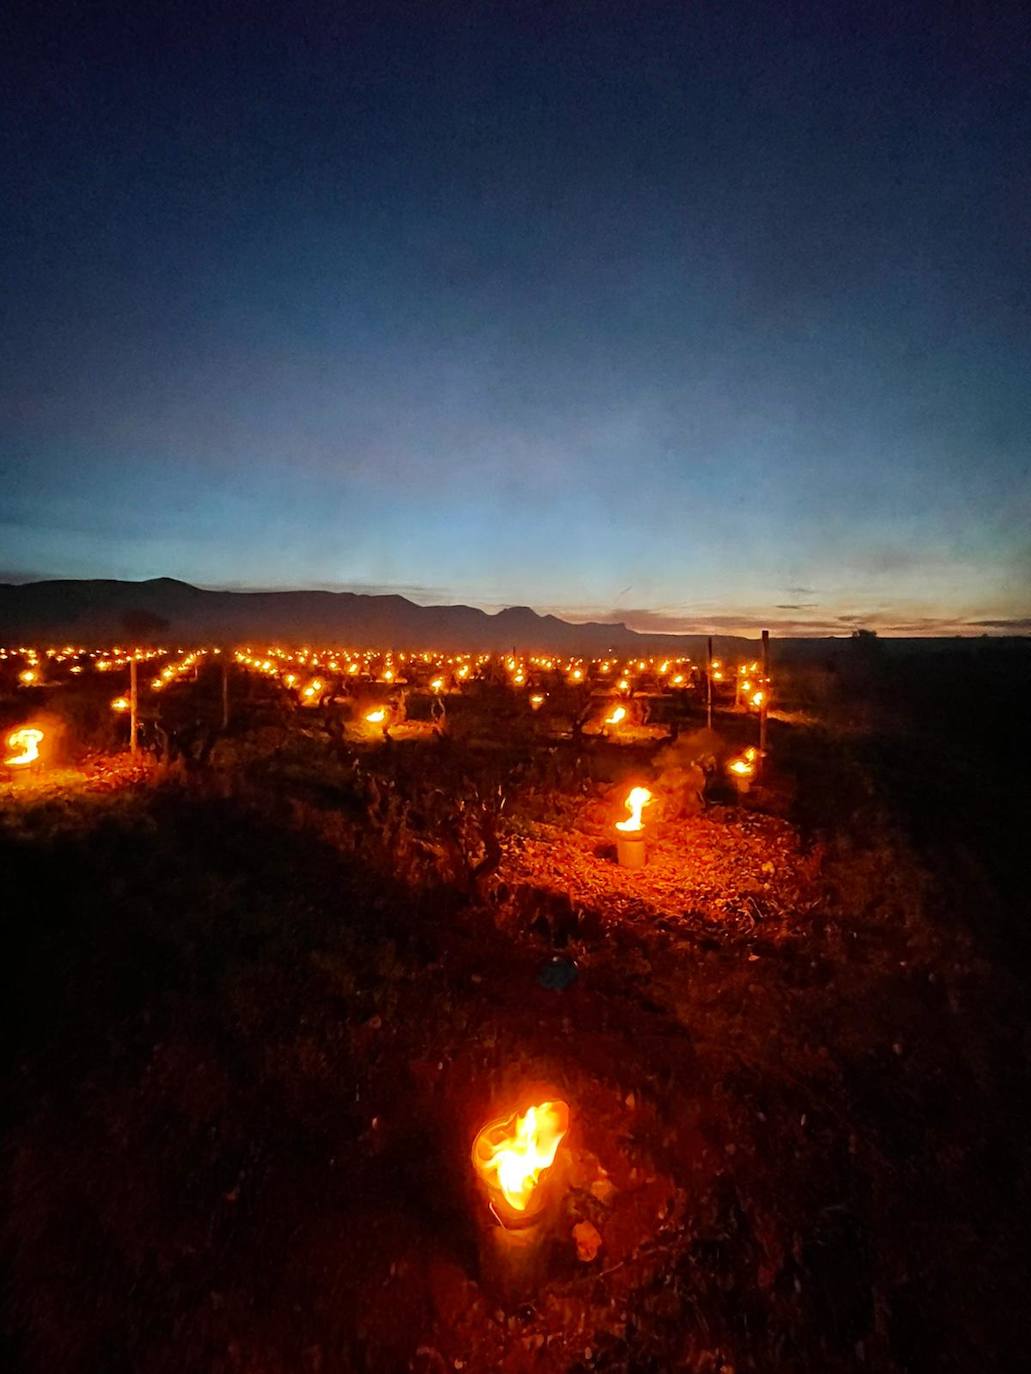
<box><xmin>615</xmin><ymin>786</ymin><xmax>652</xmax><ymax>833</ymax></box>
<box><xmin>5</xmin><ymin>726</ymin><xmax>44</xmax><ymax>768</ymax></box>
<box><xmin>474</xmin><ymin>1101</ymin><xmax>569</xmax><ymax>1213</ymax></box>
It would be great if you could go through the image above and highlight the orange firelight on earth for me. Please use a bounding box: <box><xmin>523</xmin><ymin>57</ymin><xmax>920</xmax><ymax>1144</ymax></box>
<box><xmin>5</xmin><ymin>726</ymin><xmax>44</xmax><ymax>767</ymax></box>
<box><xmin>615</xmin><ymin>786</ymin><xmax>652</xmax><ymax>833</ymax></box>
<box><xmin>472</xmin><ymin>1101</ymin><xmax>569</xmax><ymax>1214</ymax></box>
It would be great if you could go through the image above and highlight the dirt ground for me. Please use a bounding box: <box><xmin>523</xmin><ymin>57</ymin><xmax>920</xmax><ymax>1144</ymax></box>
<box><xmin>2</xmin><ymin>656</ymin><xmax>1029</xmax><ymax>1373</ymax></box>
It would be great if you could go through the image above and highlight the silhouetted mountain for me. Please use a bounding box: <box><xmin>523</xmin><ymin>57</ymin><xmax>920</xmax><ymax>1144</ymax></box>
<box><xmin>3</xmin><ymin>579</ymin><xmax>1023</xmax><ymax>659</ymax></box>
<box><xmin>0</xmin><ymin>578</ymin><xmax>741</xmax><ymax>653</ymax></box>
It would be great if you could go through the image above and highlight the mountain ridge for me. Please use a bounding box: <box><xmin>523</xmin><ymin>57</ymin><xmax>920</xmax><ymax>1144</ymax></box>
<box><xmin>2</xmin><ymin>578</ymin><xmax>1024</xmax><ymax>658</ymax></box>
<box><xmin>0</xmin><ymin>577</ymin><xmax>715</xmax><ymax>653</ymax></box>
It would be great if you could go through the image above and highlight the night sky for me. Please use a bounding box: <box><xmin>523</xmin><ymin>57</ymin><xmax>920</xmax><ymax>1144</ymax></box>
<box><xmin>2</xmin><ymin>1</ymin><xmax>1028</xmax><ymax>635</ymax></box>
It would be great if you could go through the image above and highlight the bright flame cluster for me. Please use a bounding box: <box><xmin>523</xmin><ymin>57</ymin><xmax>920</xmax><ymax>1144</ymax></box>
<box><xmin>473</xmin><ymin>1101</ymin><xmax>569</xmax><ymax>1213</ymax></box>
<box><xmin>616</xmin><ymin>786</ymin><xmax>653</xmax><ymax>833</ymax></box>
<box><xmin>5</xmin><ymin>726</ymin><xmax>44</xmax><ymax>768</ymax></box>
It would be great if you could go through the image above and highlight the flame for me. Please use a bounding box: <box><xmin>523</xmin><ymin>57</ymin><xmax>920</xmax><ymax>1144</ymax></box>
<box><xmin>529</xmin><ymin>693</ymin><xmax>545</xmax><ymax>709</ymax></box>
<box><xmin>605</xmin><ymin>705</ymin><xmax>627</xmax><ymax>726</ymax></box>
<box><xmin>110</xmin><ymin>696</ymin><xmax>130</xmax><ymax>712</ymax></box>
<box><xmin>616</xmin><ymin>786</ymin><xmax>652</xmax><ymax>833</ymax></box>
<box><xmin>728</xmin><ymin>746</ymin><xmax>758</xmax><ymax>778</ymax></box>
<box><xmin>750</xmin><ymin>690</ymin><xmax>765</xmax><ymax>708</ymax></box>
<box><xmin>5</xmin><ymin>726</ymin><xmax>44</xmax><ymax>767</ymax></box>
<box><xmin>18</xmin><ymin>669</ymin><xmax>38</xmax><ymax>685</ymax></box>
<box><xmin>474</xmin><ymin>1101</ymin><xmax>569</xmax><ymax>1213</ymax></box>
<box><xmin>365</xmin><ymin>707</ymin><xmax>386</xmax><ymax>724</ymax></box>
<box><xmin>430</xmin><ymin>677</ymin><xmax>444</xmax><ymax>691</ymax></box>
<box><xmin>671</xmin><ymin>673</ymin><xmax>685</xmax><ymax>686</ymax></box>
<box><xmin>616</xmin><ymin>677</ymin><xmax>629</xmax><ymax>692</ymax></box>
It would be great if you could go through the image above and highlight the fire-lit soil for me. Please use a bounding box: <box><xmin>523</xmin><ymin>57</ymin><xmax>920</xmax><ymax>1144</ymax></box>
<box><xmin>2</xmin><ymin>706</ymin><xmax>1029</xmax><ymax>1373</ymax></box>
<box><xmin>496</xmin><ymin>809</ymin><xmax>817</xmax><ymax>942</ymax></box>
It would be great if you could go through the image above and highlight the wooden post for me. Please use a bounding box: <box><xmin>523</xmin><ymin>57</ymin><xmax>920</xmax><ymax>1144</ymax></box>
<box><xmin>759</xmin><ymin>628</ymin><xmax>769</xmax><ymax>764</ymax></box>
<box><xmin>221</xmin><ymin>659</ymin><xmax>230</xmax><ymax>730</ymax></box>
<box><xmin>706</xmin><ymin>636</ymin><xmax>713</xmax><ymax>730</ymax></box>
<box><xmin>129</xmin><ymin>656</ymin><xmax>139</xmax><ymax>756</ymax></box>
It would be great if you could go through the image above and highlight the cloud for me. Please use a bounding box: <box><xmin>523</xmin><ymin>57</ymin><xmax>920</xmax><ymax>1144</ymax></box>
<box><xmin>547</xmin><ymin>602</ymin><xmax>1028</xmax><ymax>638</ymax></box>
<box><xmin>969</xmin><ymin>617</ymin><xmax>1031</xmax><ymax>631</ymax></box>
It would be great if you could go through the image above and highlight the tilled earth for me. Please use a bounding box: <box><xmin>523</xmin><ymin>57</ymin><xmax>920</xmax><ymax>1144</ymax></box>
<box><xmin>2</xmin><ymin>730</ymin><xmax>1027</xmax><ymax>1374</ymax></box>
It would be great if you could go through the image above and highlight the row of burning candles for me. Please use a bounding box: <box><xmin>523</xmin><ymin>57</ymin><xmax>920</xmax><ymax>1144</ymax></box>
<box><xmin>9</xmin><ymin>646</ymin><xmax>761</xmax><ymax>692</ymax></box>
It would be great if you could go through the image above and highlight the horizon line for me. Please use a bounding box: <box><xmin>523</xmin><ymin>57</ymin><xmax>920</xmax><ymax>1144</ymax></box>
<box><xmin>2</xmin><ymin>573</ymin><xmax>1029</xmax><ymax>640</ymax></box>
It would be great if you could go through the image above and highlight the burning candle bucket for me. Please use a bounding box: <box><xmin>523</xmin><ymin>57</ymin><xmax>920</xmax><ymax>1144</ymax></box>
<box><xmin>470</xmin><ymin>1102</ymin><xmax>569</xmax><ymax>1303</ymax></box>
<box><xmin>616</xmin><ymin>831</ymin><xmax>647</xmax><ymax>869</ymax></box>
<box><xmin>615</xmin><ymin>786</ymin><xmax>652</xmax><ymax>868</ymax></box>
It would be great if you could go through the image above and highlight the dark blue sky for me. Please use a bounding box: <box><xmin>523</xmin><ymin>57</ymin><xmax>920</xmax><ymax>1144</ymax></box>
<box><xmin>2</xmin><ymin>0</ymin><xmax>1028</xmax><ymax>634</ymax></box>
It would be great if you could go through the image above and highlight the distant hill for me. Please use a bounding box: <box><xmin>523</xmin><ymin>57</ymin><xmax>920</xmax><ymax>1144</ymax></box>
<box><xmin>1</xmin><ymin>578</ymin><xmax>1025</xmax><ymax>659</ymax></box>
<box><xmin>0</xmin><ymin>577</ymin><xmax>745</xmax><ymax>654</ymax></box>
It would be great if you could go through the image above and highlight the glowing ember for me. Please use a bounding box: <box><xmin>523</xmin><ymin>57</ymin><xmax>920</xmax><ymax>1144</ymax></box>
<box><xmin>473</xmin><ymin>1101</ymin><xmax>569</xmax><ymax>1213</ymax></box>
<box><xmin>615</xmin><ymin>786</ymin><xmax>653</xmax><ymax>833</ymax></box>
<box><xmin>5</xmin><ymin>726</ymin><xmax>44</xmax><ymax>767</ymax></box>
<box><xmin>365</xmin><ymin>707</ymin><xmax>386</xmax><ymax>724</ymax></box>
<box><xmin>529</xmin><ymin>693</ymin><xmax>545</xmax><ymax>709</ymax></box>
<box><xmin>110</xmin><ymin>696</ymin><xmax>130</xmax><ymax>712</ymax></box>
<box><xmin>605</xmin><ymin>705</ymin><xmax>627</xmax><ymax>726</ymax></box>
<box><xmin>728</xmin><ymin>746</ymin><xmax>759</xmax><ymax>778</ymax></box>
